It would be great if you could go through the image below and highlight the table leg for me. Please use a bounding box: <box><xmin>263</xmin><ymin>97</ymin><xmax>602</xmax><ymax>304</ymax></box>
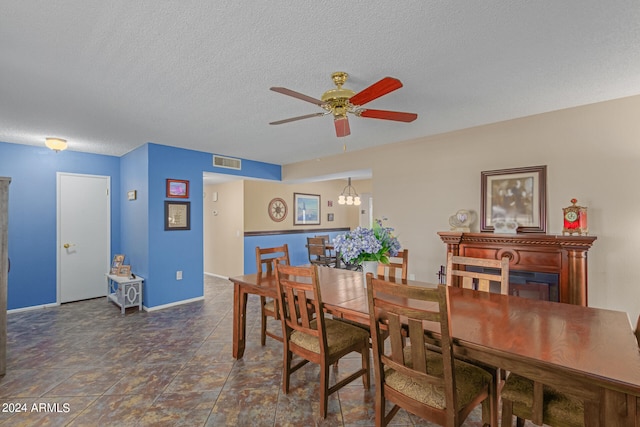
<box><xmin>233</xmin><ymin>283</ymin><xmax>248</xmax><ymax>359</ymax></box>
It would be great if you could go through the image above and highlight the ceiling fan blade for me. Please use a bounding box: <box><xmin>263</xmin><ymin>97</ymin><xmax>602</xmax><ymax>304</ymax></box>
<box><xmin>348</xmin><ymin>77</ymin><xmax>403</xmax><ymax>106</ymax></box>
<box><xmin>358</xmin><ymin>109</ymin><xmax>418</xmax><ymax>122</ymax></box>
<box><xmin>269</xmin><ymin>112</ymin><xmax>326</xmax><ymax>125</ymax></box>
<box><xmin>334</xmin><ymin>116</ymin><xmax>350</xmax><ymax>137</ymax></box>
<box><xmin>270</xmin><ymin>87</ymin><xmax>326</xmax><ymax>106</ymax></box>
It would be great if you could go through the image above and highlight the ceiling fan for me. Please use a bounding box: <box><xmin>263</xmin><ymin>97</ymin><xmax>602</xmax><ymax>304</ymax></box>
<box><xmin>269</xmin><ymin>72</ymin><xmax>418</xmax><ymax>137</ymax></box>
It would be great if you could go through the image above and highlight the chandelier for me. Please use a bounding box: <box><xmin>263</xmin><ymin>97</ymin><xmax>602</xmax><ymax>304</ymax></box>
<box><xmin>338</xmin><ymin>177</ymin><xmax>361</xmax><ymax>206</ymax></box>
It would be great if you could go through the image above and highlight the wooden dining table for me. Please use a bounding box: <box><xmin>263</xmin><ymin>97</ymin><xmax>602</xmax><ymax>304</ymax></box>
<box><xmin>229</xmin><ymin>266</ymin><xmax>640</xmax><ymax>426</ymax></box>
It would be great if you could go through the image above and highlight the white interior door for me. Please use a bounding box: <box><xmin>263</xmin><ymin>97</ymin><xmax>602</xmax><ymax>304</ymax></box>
<box><xmin>58</xmin><ymin>173</ymin><xmax>110</xmax><ymax>303</ymax></box>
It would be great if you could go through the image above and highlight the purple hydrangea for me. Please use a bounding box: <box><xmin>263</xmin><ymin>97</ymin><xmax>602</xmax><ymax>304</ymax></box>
<box><xmin>333</xmin><ymin>219</ymin><xmax>401</xmax><ymax>264</ymax></box>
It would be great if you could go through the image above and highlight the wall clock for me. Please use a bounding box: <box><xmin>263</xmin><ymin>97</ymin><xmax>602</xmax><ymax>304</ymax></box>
<box><xmin>268</xmin><ymin>197</ymin><xmax>288</xmax><ymax>222</ymax></box>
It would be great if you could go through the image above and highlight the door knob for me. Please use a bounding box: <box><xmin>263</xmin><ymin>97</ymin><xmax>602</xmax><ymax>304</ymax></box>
<box><xmin>64</xmin><ymin>243</ymin><xmax>76</xmax><ymax>249</ymax></box>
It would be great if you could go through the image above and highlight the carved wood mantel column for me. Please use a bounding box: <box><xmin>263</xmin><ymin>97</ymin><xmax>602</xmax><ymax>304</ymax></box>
<box><xmin>438</xmin><ymin>232</ymin><xmax>597</xmax><ymax>306</ymax></box>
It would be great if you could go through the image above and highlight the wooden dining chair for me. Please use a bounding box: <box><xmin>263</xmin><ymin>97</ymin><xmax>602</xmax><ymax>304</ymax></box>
<box><xmin>255</xmin><ymin>244</ymin><xmax>290</xmax><ymax>345</ymax></box>
<box><xmin>366</xmin><ymin>276</ymin><xmax>495</xmax><ymax>426</ymax></box>
<box><xmin>274</xmin><ymin>264</ymin><xmax>370</xmax><ymax>418</ymax></box>
<box><xmin>307</xmin><ymin>236</ymin><xmax>337</xmax><ymax>267</ymax></box>
<box><xmin>498</xmin><ymin>259</ymin><xmax>585</xmax><ymax>427</ymax></box>
<box><xmin>500</xmin><ymin>374</ymin><xmax>584</xmax><ymax>427</ymax></box>
<box><xmin>445</xmin><ymin>252</ymin><xmax>509</xmax><ymax>422</ymax></box>
<box><xmin>377</xmin><ymin>249</ymin><xmax>408</xmax><ymax>281</ymax></box>
<box><xmin>445</xmin><ymin>252</ymin><xmax>509</xmax><ymax>294</ymax></box>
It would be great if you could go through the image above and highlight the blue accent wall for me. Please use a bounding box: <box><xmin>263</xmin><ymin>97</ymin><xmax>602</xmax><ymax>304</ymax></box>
<box><xmin>0</xmin><ymin>142</ymin><xmax>120</xmax><ymax>310</ymax></box>
<box><xmin>120</xmin><ymin>145</ymin><xmax>150</xmax><ymax>287</ymax></box>
<box><xmin>0</xmin><ymin>140</ymin><xmax>281</xmax><ymax>310</ymax></box>
<box><xmin>243</xmin><ymin>230</ymin><xmax>346</xmax><ymax>274</ymax></box>
<box><xmin>133</xmin><ymin>143</ymin><xmax>282</xmax><ymax>308</ymax></box>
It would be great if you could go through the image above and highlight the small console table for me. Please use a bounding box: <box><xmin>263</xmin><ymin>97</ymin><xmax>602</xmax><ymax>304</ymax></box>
<box><xmin>106</xmin><ymin>273</ymin><xmax>144</xmax><ymax>314</ymax></box>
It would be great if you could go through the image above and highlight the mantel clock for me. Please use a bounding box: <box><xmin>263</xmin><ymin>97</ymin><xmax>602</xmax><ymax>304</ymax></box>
<box><xmin>562</xmin><ymin>198</ymin><xmax>588</xmax><ymax>236</ymax></box>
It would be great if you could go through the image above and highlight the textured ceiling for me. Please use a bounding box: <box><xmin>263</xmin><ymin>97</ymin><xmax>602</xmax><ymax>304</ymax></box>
<box><xmin>2</xmin><ymin>1</ymin><xmax>640</xmax><ymax>166</ymax></box>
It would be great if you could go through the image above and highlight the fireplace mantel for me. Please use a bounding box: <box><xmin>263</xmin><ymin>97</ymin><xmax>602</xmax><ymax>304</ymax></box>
<box><xmin>438</xmin><ymin>232</ymin><xmax>597</xmax><ymax>306</ymax></box>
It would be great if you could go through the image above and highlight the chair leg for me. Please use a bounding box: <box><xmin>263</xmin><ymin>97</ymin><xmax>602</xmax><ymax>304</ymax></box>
<box><xmin>260</xmin><ymin>297</ymin><xmax>267</xmax><ymax>346</ymax></box>
<box><xmin>282</xmin><ymin>349</ymin><xmax>292</xmax><ymax>394</ymax></box>
<box><xmin>361</xmin><ymin>348</ymin><xmax>370</xmax><ymax>389</ymax></box>
<box><xmin>375</xmin><ymin>391</ymin><xmax>386</xmax><ymax>427</ymax></box>
<box><xmin>501</xmin><ymin>398</ymin><xmax>514</xmax><ymax>427</ymax></box>
<box><xmin>320</xmin><ymin>361</ymin><xmax>330</xmax><ymax>418</ymax></box>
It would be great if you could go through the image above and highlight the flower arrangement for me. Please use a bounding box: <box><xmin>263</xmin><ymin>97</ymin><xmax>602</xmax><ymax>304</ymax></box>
<box><xmin>333</xmin><ymin>219</ymin><xmax>401</xmax><ymax>265</ymax></box>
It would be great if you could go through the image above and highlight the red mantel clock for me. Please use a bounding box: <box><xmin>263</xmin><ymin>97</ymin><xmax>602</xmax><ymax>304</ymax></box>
<box><xmin>562</xmin><ymin>198</ymin><xmax>588</xmax><ymax>235</ymax></box>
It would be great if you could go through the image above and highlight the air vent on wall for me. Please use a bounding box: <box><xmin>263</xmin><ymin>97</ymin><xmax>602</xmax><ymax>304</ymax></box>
<box><xmin>213</xmin><ymin>155</ymin><xmax>241</xmax><ymax>170</ymax></box>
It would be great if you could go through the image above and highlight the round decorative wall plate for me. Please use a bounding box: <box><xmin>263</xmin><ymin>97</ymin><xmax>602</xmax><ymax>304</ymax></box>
<box><xmin>268</xmin><ymin>197</ymin><xmax>288</xmax><ymax>222</ymax></box>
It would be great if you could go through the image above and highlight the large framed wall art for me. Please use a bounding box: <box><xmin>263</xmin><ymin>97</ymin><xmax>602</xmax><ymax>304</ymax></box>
<box><xmin>480</xmin><ymin>165</ymin><xmax>547</xmax><ymax>233</ymax></box>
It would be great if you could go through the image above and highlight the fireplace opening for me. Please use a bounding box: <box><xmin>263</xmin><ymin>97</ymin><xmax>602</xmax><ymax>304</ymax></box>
<box><xmin>440</xmin><ymin>265</ymin><xmax>559</xmax><ymax>302</ymax></box>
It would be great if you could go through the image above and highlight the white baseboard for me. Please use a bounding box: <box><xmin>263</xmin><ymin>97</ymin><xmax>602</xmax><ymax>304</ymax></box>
<box><xmin>143</xmin><ymin>296</ymin><xmax>205</xmax><ymax>312</ymax></box>
<box><xmin>204</xmin><ymin>271</ymin><xmax>229</xmax><ymax>280</ymax></box>
<box><xmin>8</xmin><ymin>302</ymin><xmax>60</xmax><ymax>314</ymax></box>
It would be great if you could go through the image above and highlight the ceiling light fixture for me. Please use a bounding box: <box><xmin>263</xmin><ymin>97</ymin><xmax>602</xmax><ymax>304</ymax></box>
<box><xmin>45</xmin><ymin>137</ymin><xmax>68</xmax><ymax>153</ymax></box>
<box><xmin>338</xmin><ymin>177</ymin><xmax>361</xmax><ymax>206</ymax></box>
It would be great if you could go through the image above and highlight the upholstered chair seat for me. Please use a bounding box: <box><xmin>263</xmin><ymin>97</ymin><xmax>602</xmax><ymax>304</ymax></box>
<box><xmin>501</xmin><ymin>373</ymin><xmax>584</xmax><ymax>427</ymax></box>
<box><xmin>290</xmin><ymin>318</ymin><xmax>370</xmax><ymax>355</ymax></box>
<box><xmin>384</xmin><ymin>347</ymin><xmax>493</xmax><ymax>410</ymax></box>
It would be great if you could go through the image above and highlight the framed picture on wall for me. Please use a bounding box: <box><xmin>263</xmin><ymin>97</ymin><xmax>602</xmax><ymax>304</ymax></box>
<box><xmin>165</xmin><ymin>201</ymin><xmax>191</xmax><ymax>230</ymax></box>
<box><xmin>166</xmin><ymin>179</ymin><xmax>189</xmax><ymax>198</ymax></box>
<box><xmin>294</xmin><ymin>193</ymin><xmax>320</xmax><ymax>225</ymax></box>
<box><xmin>480</xmin><ymin>165</ymin><xmax>547</xmax><ymax>233</ymax></box>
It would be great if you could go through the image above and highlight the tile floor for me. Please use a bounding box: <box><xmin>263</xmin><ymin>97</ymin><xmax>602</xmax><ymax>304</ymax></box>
<box><xmin>0</xmin><ymin>275</ymin><xmax>541</xmax><ymax>426</ymax></box>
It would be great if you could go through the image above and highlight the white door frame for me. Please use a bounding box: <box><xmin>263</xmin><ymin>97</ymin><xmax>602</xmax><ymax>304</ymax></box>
<box><xmin>56</xmin><ymin>172</ymin><xmax>111</xmax><ymax>303</ymax></box>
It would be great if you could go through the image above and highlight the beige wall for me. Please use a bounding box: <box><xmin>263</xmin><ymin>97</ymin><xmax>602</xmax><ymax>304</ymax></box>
<box><xmin>204</xmin><ymin>178</ymin><xmax>367</xmax><ymax>277</ymax></box>
<box><xmin>244</xmin><ymin>179</ymin><xmax>365</xmax><ymax>232</ymax></box>
<box><xmin>204</xmin><ymin>180</ymin><xmax>244</xmax><ymax>277</ymax></box>
<box><xmin>283</xmin><ymin>95</ymin><xmax>640</xmax><ymax>322</ymax></box>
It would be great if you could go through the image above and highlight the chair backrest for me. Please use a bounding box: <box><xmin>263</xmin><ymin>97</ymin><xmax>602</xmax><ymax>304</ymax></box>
<box><xmin>275</xmin><ymin>264</ymin><xmax>326</xmax><ymax>350</ymax></box>
<box><xmin>256</xmin><ymin>244</ymin><xmax>290</xmax><ymax>274</ymax></box>
<box><xmin>635</xmin><ymin>315</ymin><xmax>640</xmax><ymax>347</ymax></box>
<box><xmin>446</xmin><ymin>252</ymin><xmax>509</xmax><ymax>294</ymax></box>
<box><xmin>315</xmin><ymin>234</ymin><xmax>330</xmax><ymax>244</ymax></box>
<box><xmin>366</xmin><ymin>276</ymin><xmax>457</xmax><ymax>419</ymax></box>
<box><xmin>307</xmin><ymin>237</ymin><xmax>330</xmax><ymax>262</ymax></box>
<box><xmin>377</xmin><ymin>249</ymin><xmax>409</xmax><ymax>281</ymax></box>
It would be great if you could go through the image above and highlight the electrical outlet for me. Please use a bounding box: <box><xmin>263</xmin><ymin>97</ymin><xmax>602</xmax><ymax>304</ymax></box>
<box><xmin>176</xmin><ymin>271</ymin><xmax>182</xmax><ymax>280</ymax></box>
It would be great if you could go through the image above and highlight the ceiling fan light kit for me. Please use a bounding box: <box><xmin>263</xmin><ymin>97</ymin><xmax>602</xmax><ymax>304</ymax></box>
<box><xmin>269</xmin><ymin>71</ymin><xmax>417</xmax><ymax>138</ymax></box>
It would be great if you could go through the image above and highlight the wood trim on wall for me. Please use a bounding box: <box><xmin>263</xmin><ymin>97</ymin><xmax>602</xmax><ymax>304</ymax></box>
<box><xmin>245</xmin><ymin>227</ymin><xmax>350</xmax><ymax>237</ymax></box>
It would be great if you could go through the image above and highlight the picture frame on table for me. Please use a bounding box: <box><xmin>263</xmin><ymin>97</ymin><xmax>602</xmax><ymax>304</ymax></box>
<box><xmin>165</xmin><ymin>201</ymin><xmax>191</xmax><ymax>231</ymax></box>
<box><xmin>117</xmin><ymin>264</ymin><xmax>131</xmax><ymax>277</ymax></box>
<box><xmin>110</xmin><ymin>254</ymin><xmax>125</xmax><ymax>274</ymax></box>
<box><xmin>480</xmin><ymin>165</ymin><xmax>547</xmax><ymax>233</ymax></box>
<box><xmin>166</xmin><ymin>179</ymin><xmax>189</xmax><ymax>198</ymax></box>
<box><xmin>293</xmin><ymin>193</ymin><xmax>320</xmax><ymax>225</ymax></box>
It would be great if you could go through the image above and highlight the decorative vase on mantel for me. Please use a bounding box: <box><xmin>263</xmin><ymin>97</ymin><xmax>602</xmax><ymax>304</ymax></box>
<box><xmin>361</xmin><ymin>261</ymin><xmax>378</xmax><ymax>287</ymax></box>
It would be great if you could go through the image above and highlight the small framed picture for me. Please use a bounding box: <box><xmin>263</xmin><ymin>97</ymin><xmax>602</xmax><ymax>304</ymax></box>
<box><xmin>166</xmin><ymin>179</ymin><xmax>189</xmax><ymax>198</ymax></box>
<box><xmin>110</xmin><ymin>254</ymin><xmax>125</xmax><ymax>274</ymax></box>
<box><xmin>294</xmin><ymin>193</ymin><xmax>320</xmax><ymax>226</ymax></box>
<box><xmin>165</xmin><ymin>201</ymin><xmax>191</xmax><ymax>231</ymax></box>
<box><xmin>117</xmin><ymin>264</ymin><xmax>131</xmax><ymax>277</ymax></box>
<box><xmin>327</xmin><ymin>213</ymin><xmax>334</xmax><ymax>222</ymax></box>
